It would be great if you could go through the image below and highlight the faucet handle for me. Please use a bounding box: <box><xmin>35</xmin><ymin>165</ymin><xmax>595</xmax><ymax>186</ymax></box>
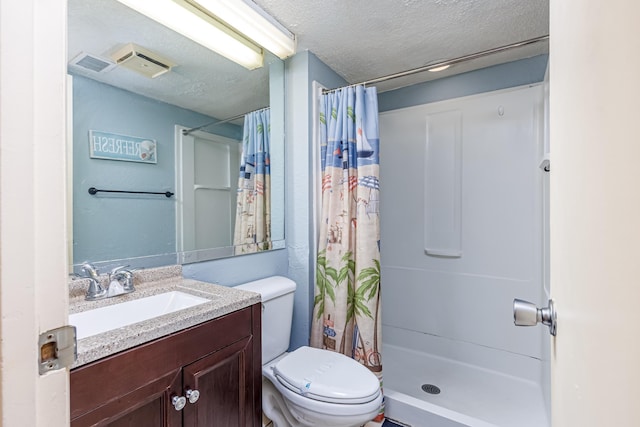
<box><xmin>109</xmin><ymin>265</ymin><xmax>130</xmax><ymax>275</ymax></box>
<box><xmin>81</xmin><ymin>262</ymin><xmax>100</xmax><ymax>280</ymax></box>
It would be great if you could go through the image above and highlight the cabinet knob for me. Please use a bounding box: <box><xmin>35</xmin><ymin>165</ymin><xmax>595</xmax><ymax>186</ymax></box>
<box><xmin>172</xmin><ymin>395</ymin><xmax>187</xmax><ymax>411</ymax></box>
<box><xmin>186</xmin><ymin>388</ymin><xmax>200</xmax><ymax>404</ymax></box>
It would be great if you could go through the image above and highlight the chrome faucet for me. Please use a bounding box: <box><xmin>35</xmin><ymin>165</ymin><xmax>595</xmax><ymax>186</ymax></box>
<box><xmin>81</xmin><ymin>262</ymin><xmax>107</xmax><ymax>301</ymax></box>
<box><xmin>108</xmin><ymin>266</ymin><xmax>135</xmax><ymax>297</ymax></box>
<box><xmin>77</xmin><ymin>262</ymin><xmax>136</xmax><ymax>300</ymax></box>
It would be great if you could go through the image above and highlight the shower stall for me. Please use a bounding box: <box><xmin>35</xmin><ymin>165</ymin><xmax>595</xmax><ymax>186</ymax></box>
<box><xmin>377</xmin><ymin>82</ymin><xmax>550</xmax><ymax>427</ymax></box>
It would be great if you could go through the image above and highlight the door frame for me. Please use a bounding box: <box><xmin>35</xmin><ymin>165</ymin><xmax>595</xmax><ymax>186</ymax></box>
<box><xmin>0</xmin><ymin>0</ymin><xmax>70</xmax><ymax>424</ymax></box>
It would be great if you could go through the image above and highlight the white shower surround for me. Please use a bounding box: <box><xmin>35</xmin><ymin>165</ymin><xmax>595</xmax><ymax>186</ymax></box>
<box><xmin>378</xmin><ymin>85</ymin><xmax>550</xmax><ymax>426</ymax></box>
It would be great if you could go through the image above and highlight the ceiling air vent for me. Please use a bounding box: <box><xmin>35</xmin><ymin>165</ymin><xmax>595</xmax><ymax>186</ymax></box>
<box><xmin>69</xmin><ymin>52</ymin><xmax>116</xmax><ymax>73</ymax></box>
<box><xmin>111</xmin><ymin>43</ymin><xmax>176</xmax><ymax>79</ymax></box>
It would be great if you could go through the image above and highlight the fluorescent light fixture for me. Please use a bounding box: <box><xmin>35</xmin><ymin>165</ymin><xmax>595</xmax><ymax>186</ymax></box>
<box><xmin>116</xmin><ymin>0</ymin><xmax>264</xmax><ymax>70</ymax></box>
<box><xmin>195</xmin><ymin>0</ymin><xmax>296</xmax><ymax>59</ymax></box>
<box><xmin>428</xmin><ymin>64</ymin><xmax>451</xmax><ymax>72</ymax></box>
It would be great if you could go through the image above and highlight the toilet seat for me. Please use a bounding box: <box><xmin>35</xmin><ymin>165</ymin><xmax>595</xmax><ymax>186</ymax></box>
<box><xmin>272</xmin><ymin>346</ymin><xmax>381</xmax><ymax>404</ymax></box>
<box><xmin>263</xmin><ymin>365</ymin><xmax>383</xmax><ymax>421</ymax></box>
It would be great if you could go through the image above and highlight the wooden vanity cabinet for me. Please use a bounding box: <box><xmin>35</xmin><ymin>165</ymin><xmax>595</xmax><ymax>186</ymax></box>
<box><xmin>70</xmin><ymin>304</ymin><xmax>261</xmax><ymax>427</ymax></box>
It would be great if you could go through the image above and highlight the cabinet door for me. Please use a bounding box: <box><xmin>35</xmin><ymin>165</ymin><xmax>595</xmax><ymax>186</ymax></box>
<box><xmin>71</xmin><ymin>369</ymin><xmax>182</xmax><ymax>427</ymax></box>
<box><xmin>182</xmin><ymin>336</ymin><xmax>256</xmax><ymax>427</ymax></box>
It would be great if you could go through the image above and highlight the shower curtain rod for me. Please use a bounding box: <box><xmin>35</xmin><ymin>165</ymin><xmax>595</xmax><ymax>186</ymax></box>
<box><xmin>322</xmin><ymin>34</ymin><xmax>549</xmax><ymax>94</ymax></box>
<box><xmin>182</xmin><ymin>106</ymin><xmax>269</xmax><ymax>136</ymax></box>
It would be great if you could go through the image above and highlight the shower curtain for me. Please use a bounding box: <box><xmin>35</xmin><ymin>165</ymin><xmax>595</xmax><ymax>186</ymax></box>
<box><xmin>233</xmin><ymin>108</ymin><xmax>271</xmax><ymax>253</ymax></box>
<box><xmin>311</xmin><ymin>85</ymin><xmax>383</xmax><ymax>422</ymax></box>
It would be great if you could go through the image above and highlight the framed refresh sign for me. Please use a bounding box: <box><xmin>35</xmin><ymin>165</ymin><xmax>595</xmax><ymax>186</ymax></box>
<box><xmin>89</xmin><ymin>130</ymin><xmax>157</xmax><ymax>164</ymax></box>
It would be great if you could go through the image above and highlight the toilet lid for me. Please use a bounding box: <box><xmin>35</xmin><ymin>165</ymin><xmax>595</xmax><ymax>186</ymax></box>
<box><xmin>273</xmin><ymin>346</ymin><xmax>381</xmax><ymax>404</ymax></box>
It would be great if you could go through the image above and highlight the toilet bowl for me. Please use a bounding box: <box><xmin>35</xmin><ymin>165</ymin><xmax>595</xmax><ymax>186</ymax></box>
<box><xmin>235</xmin><ymin>277</ymin><xmax>382</xmax><ymax>427</ymax></box>
<box><xmin>262</xmin><ymin>347</ymin><xmax>383</xmax><ymax>427</ymax></box>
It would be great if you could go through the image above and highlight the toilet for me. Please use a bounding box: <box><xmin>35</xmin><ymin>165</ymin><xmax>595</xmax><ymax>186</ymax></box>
<box><xmin>236</xmin><ymin>276</ymin><xmax>382</xmax><ymax>427</ymax></box>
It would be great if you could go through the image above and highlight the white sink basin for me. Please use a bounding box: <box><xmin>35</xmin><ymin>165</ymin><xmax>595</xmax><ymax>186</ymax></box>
<box><xmin>70</xmin><ymin>291</ymin><xmax>210</xmax><ymax>340</ymax></box>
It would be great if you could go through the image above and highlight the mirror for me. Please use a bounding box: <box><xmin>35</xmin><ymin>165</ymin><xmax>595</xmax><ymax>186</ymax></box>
<box><xmin>68</xmin><ymin>0</ymin><xmax>285</xmax><ymax>271</ymax></box>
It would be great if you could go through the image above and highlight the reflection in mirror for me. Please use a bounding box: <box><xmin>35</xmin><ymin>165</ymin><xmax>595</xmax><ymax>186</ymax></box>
<box><xmin>68</xmin><ymin>0</ymin><xmax>285</xmax><ymax>271</ymax></box>
<box><xmin>176</xmin><ymin>129</ymin><xmax>242</xmax><ymax>252</ymax></box>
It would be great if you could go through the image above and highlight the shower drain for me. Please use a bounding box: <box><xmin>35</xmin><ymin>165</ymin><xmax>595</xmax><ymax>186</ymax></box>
<box><xmin>421</xmin><ymin>384</ymin><xmax>441</xmax><ymax>395</ymax></box>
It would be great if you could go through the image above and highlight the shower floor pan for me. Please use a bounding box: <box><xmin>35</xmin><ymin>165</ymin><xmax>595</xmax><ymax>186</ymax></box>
<box><xmin>383</xmin><ymin>344</ymin><xmax>549</xmax><ymax>427</ymax></box>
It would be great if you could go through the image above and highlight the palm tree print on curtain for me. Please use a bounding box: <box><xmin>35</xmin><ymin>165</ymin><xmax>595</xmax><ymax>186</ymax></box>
<box><xmin>233</xmin><ymin>108</ymin><xmax>271</xmax><ymax>254</ymax></box>
<box><xmin>311</xmin><ymin>86</ymin><xmax>383</xmax><ymax>422</ymax></box>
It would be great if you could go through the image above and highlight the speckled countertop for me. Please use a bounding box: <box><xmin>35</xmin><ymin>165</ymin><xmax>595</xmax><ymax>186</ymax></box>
<box><xmin>68</xmin><ymin>265</ymin><xmax>261</xmax><ymax>368</ymax></box>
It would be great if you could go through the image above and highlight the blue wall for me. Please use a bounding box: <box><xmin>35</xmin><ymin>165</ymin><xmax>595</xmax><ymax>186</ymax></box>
<box><xmin>72</xmin><ymin>75</ymin><xmax>241</xmax><ymax>266</ymax></box>
<box><xmin>284</xmin><ymin>51</ymin><xmax>348</xmax><ymax>350</ymax></box>
<box><xmin>379</xmin><ymin>55</ymin><xmax>548</xmax><ymax>112</ymax></box>
<box><xmin>182</xmin><ymin>249</ymin><xmax>288</xmax><ymax>284</ymax></box>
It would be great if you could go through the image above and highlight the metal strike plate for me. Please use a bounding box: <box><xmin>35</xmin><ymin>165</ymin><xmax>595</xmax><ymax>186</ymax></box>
<box><xmin>39</xmin><ymin>325</ymin><xmax>77</xmax><ymax>375</ymax></box>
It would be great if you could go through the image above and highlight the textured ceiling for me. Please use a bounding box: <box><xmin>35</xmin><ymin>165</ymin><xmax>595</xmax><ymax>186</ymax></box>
<box><xmin>254</xmin><ymin>0</ymin><xmax>549</xmax><ymax>92</ymax></box>
<box><xmin>68</xmin><ymin>0</ymin><xmax>549</xmax><ymax>119</ymax></box>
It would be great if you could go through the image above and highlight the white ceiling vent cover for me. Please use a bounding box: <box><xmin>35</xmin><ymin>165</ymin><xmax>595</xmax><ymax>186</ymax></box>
<box><xmin>111</xmin><ymin>43</ymin><xmax>176</xmax><ymax>78</ymax></box>
<box><xmin>69</xmin><ymin>52</ymin><xmax>116</xmax><ymax>73</ymax></box>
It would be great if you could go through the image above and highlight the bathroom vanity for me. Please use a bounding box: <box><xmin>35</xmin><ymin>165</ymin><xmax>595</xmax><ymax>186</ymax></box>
<box><xmin>68</xmin><ymin>266</ymin><xmax>262</xmax><ymax>426</ymax></box>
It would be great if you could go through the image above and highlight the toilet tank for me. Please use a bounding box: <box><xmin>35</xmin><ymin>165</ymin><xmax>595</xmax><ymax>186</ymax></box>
<box><xmin>235</xmin><ymin>276</ymin><xmax>296</xmax><ymax>364</ymax></box>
